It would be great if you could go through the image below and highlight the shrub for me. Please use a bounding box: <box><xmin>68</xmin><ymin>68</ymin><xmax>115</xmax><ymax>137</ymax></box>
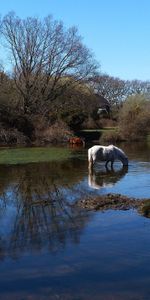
<box><xmin>98</xmin><ymin>118</ymin><xmax>117</xmax><ymax>128</ymax></box>
<box><xmin>34</xmin><ymin>121</ymin><xmax>73</xmax><ymax>144</ymax></box>
<box><xmin>100</xmin><ymin>130</ymin><xmax>122</xmax><ymax>144</ymax></box>
<box><xmin>0</xmin><ymin>128</ymin><xmax>28</xmax><ymax>145</ymax></box>
<box><xmin>118</xmin><ymin>94</ymin><xmax>150</xmax><ymax>141</ymax></box>
<box><xmin>81</xmin><ymin>117</ymin><xmax>100</xmax><ymax>129</ymax></box>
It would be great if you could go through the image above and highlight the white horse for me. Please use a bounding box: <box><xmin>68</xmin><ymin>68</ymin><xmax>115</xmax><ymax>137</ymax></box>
<box><xmin>88</xmin><ymin>145</ymin><xmax>128</xmax><ymax>169</ymax></box>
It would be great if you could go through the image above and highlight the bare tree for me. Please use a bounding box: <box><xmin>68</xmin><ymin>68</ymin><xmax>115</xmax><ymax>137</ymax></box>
<box><xmin>1</xmin><ymin>12</ymin><xmax>98</xmax><ymax>115</ymax></box>
<box><xmin>91</xmin><ymin>74</ymin><xmax>150</xmax><ymax>107</ymax></box>
<box><xmin>125</xmin><ymin>79</ymin><xmax>150</xmax><ymax>97</ymax></box>
<box><xmin>90</xmin><ymin>74</ymin><xmax>128</xmax><ymax>106</ymax></box>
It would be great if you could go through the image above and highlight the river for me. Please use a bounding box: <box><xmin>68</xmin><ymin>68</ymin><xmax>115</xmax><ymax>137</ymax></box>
<box><xmin>0</xmin><ymin>141</ymin><xmax>149</xmax><ymax>299</ymax></box>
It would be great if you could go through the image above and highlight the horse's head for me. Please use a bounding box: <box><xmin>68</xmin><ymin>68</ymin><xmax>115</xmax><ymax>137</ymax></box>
<box><xmin>122</xmin><ymin>156</ymin><xmax>128</xmax><ymax>166</ymax></box>
<box><xmin>114</xmin><ymin>146</ymin><xmax>128</xmax><ymax>166</ymax></box>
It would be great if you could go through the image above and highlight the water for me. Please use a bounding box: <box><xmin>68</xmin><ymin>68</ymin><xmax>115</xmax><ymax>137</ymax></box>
<box><xmin>0</xmin><ymin>142</ymin><xmax>150</xmax><ymax>299</ymax></box>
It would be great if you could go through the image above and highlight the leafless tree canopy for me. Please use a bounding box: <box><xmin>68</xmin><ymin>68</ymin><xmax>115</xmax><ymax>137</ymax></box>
<box><xmin>90</xmin><ymin>74</ymin><xmax>128</xmax><ymax>106</ymax></box>
<box><xmin>125</xmin><ymin>79</ymin><xmax>150</xmax><ymax>96</ymax></box>
<box><xmin>1</xmin><ymin>12</ymin><xmax>98</xmax><ymax>115</ymax></box>
<box><xmin>91</xmin><ymin>74</ymin><xmax>150</xmax><ymax>107</ymax></box>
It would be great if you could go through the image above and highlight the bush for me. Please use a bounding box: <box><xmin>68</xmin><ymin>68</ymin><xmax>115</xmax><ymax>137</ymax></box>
<box><xmin>118</xmin><ymin>94</ymin><xmax>150</xmax><ymax>141</ymax></box>
<box><xmin>34</xmin><ymin>121</ymin><xmax>73</xmax><ymax>144</ymax></box>
<box><xmin>100</xmin><ymin>130</ymin><xmax>122</xmax><ymax>144</ymax></box>
<box><xmin>98</xmin><ymin>118</ymin><xmax>117</xmax><ymax>128</ymax></box>
<box><xmin>0</xmin><ymin>128</ymin><xmax>28</xmax><ymax>145</ymax></box>
<box><xmin>81</xmin><ymin>116</ymin><xmax>101</xmax><ymax>129</ymax></box>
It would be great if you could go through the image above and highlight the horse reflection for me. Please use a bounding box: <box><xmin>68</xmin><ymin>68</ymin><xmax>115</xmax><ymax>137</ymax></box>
<box><xmin>88</xmin><ymin>166</ymin><xmax>128</xmax><ymax>189</ymax></box>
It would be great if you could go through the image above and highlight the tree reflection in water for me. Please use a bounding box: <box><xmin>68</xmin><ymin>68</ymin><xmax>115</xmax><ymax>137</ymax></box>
<box><xmin>0</xmin><ymin>158</ymin><xmax>129</xmax><ymax>259</ymax></box>
<box><xmin>0</xmin><ymin>160</ymin><xmax>89</xmax><ymax>259</ymax></box>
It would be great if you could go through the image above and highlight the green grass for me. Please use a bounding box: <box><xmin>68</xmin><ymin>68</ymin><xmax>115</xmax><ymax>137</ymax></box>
<box><xmin>0</xmin><ymin>147</ymin><xmax>71</xmax><ymax>165</ymax></box>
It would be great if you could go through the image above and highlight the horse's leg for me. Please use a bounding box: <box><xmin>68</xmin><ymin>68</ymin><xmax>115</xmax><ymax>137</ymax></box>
<box><xmin>105</xmin><ymin>160</ymin><xmax>109</xmax><ymax>168</ymax></box>
<box><xmin>88</xmin><ymin>160</ymin><xmax>93</xmax><ymax>170</ymax></box>
<box><xmin>88</xmin><ymin>163</ymin><xmax>93</xmax><ymax>177</ymax></box>
<box><xmin>88</xmin><ymin>155</ymin><xmax>93</xmax><ymax>171</ymax></box>
<box><xmin>111</xmin><ymin>160</ymin><xmax>114</xmax><ymax>169</ymax></box>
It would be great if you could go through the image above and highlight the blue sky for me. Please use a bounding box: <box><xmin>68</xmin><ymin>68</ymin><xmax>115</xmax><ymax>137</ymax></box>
<box><xmin>1</xmin><ymin>0</ymin><xmax>150</xmax><ymax>81</ymax></box>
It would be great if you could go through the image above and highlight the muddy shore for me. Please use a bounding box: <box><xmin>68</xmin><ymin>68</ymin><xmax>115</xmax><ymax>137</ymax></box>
<box><xmin>75</xmin><ymin>193</ymin><xmax>150</xmax><ymax>217</ymax></box>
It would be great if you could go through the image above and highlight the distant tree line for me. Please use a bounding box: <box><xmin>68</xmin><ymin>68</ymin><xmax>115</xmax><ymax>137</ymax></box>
<box><xmin>0</xmin><ymin>12</ymin><xmax>150</xmax><ymax>144</ymax></box>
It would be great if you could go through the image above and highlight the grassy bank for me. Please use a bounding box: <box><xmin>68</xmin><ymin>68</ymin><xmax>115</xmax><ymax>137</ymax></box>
<box><xmin>78</xmin><ymin>127</ymin><xmax>117</xmax><ymax>142</ymax></box>
<box><xmin>0</xmin><ymin>147</ymin><xmax>71</xmax><ymax>165</ymax></box>
<box><xmin>80</xmin><ymin>127</ymin><xmax>117</xmax><ymax>132</ymax></box>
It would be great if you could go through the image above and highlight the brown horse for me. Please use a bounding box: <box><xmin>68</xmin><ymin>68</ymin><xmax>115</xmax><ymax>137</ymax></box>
<box><xmin>69</xmin><ymin>137</ymin><xmax>85</xmax><ymax>146</ymax></box>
